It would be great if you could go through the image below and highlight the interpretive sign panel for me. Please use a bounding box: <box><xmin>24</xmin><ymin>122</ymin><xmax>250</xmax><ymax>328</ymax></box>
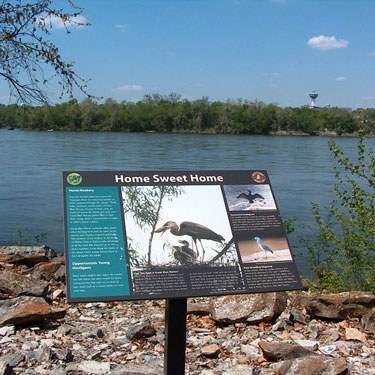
<box><xmin>63</xmin><ymin>170</ymin><xmax>302</xmax><ymax>302</ymax></box>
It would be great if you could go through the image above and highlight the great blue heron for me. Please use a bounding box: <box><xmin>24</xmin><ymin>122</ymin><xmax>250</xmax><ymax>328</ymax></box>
<box><xmin>237</xmin><ymin>190</ymin><xmax>265</xmax><ymax>205</ymax></box>
<box><xmin>171</xmin><ymin>240</ymin><xmax>197</xmax><ymax>265</ymax></box>
<box><xmin>155</xmin><ymin>221</ymin><xmax>225</xmax><ymax>260</ymax></box>
<box><xmin>254</xmin><ymin>236</ymin><xmax>274</xmax><ymax>259</ymax></box>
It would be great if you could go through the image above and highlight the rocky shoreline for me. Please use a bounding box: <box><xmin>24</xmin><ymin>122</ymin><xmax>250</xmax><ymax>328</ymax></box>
<box><xmin>0</xmin><ymin>246</ymin><xmax>374</xmax><ymax>374</ymax></box>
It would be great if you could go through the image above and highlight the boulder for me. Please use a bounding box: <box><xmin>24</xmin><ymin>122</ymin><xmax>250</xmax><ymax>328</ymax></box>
<box><xmin>211</xmin><ymin>292</ymin><xmax>287</xmax><ymax>324</ymax></box>
<box><xmin>201</xmin><ymin>344</ymin><xmax>221</xmax><ymax>358</ymax></box>
<box><xmin>317</xmin><ymin>292</ymin><xmax>374</xmax><ymax>306</ymax></box>
<box><xmin>0</xmin><ymin>246</ymin><xmax>57</xmax><ymax>267</ymax></box>
<box><xmin>187</xmin><ymin>301</ymin><xmax>211</xmax><ymax>316</ymax></box>
<box><xmin>0</xmin><ymin>296</ymin><xmax>66</xmax><ymax>327</ymax></box>
<box><xmin>306</xmin><ymin>291</ymin><xmax>375</xmax><ymax>320</ymax></box>
<box><xmin>361</xmin><ymin>310</ymin><xmax>375</xmax><ymax>333</ymax></box>
<box><xmin>126</xmin><ymin>321</ymin><xmax>156</xmax><ymax>339</ymax></box>
<box><xmin>0</xmin><ymin>270</ymin><xmax>49</xmax><ymax>298</ymax></box>
<box><xmin>32</xmin><ymin>261</ymin><xmax>63</xmax><ymax>281</ymax></box>
<box><xmin>273</xmin><ymin>356</ymin><xmax>347</xmax><ymax>375</ymax></box>
<box><xmin>258</xmin><ymin>340</ymin><xmax>314</xmax><ymax>361</ymax></box>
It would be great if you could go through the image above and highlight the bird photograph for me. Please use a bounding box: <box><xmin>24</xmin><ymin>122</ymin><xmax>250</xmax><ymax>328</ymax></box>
<box><xmin>237</xmin><ymin>190</ymin><xmax>265</xmax><ymax>204</ymax></box>
<box><xmin>223</xmin><ymin>184</ymin><xmax>277</xmax><ymax>211</ymax></box>
<box><xmin>254</xmin><ymin>236</ymin><xmax>274</xmax><ymax>259</ymax></box>
<box><xmin>155</xmin><ymin>220</ymin><xmax>225</xmax><ymax>262</ymax></box>
<box><xmin>122</xmin><ymin>185</ymin><xmax>236</xmax><ymax>267</ymax></box>
<box><xmin>238</xmin><ymin>236</ymin><xmax>293</xmax><ymax>263</ymax></box>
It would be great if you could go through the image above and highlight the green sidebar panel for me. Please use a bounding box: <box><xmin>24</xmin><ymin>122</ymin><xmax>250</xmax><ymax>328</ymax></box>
<box><xmin>65</xmin><ymin>186</ymin><xmax>130</xmax><ymax>300</ymax></box>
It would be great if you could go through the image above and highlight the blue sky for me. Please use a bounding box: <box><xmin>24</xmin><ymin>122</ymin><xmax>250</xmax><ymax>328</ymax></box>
<box><xmin>3</xmin><ymin>0</ymin><xmax>375</xmax><ymax>108</ymax></box>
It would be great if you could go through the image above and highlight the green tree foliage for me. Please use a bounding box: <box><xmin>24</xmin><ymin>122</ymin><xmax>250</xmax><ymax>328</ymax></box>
<box><xmin>1</xmin><ymin>95</ymin><xmax>374</xmax><ymax>134</ymax></box>
<box><xmin>0</xmin><ymin>0</ymin><xmax>90</xmax><ymax>104</ymax></box>
<box><xmin>123</xmin><ymin>186</ymin><xmax>184</xmax><ymax>266</ymax></box>
<box><xmin>304</xmin><ymin>133</ymin><xmax>375</xmax><ymax>291</ymax></box>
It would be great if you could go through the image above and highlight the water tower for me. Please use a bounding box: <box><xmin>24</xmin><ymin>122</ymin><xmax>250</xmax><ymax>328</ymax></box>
<box><xmin>308</xmin><ymin>91</ymin><xmax>318</xmax><ymax>108</ymax></box>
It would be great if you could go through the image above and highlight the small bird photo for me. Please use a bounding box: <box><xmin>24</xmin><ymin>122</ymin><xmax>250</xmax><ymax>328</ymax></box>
<box><xmin>238</xmin><ymin>236</ymin><xmax>293</xmax><ymax>263</ymax></box>
<box><xmin>223</xmin><ymin>184</ymin><xmax>276</xmax><ymax>211</ymax></box>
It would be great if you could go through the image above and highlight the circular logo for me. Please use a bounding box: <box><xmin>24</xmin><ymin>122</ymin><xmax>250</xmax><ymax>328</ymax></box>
<box><xmin>66</xmin><ymin>173</ymin><xmax>82</xmax><ymax>186</ymax></box>
<box><xmin>251</xmin><ymin>171</ymin><xmax>266</xmax><ymax>183</ymax></box>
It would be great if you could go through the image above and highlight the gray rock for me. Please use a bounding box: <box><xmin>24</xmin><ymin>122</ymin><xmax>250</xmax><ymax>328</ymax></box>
<box><xmin>35</xmin><ymin>345</ymin><xmax>52</xmax><ymax>362</ymax></box>
<box><xmin>240</xmin><ymin>344</ymin><xmax>262</xmax><ymax>358</ymax></box>
<box><xmin>223</xmin><ymin>365</ymin><xmax>254</xmax><ymax>375</ymax></box>
<box><xmin>307</xmin><ymin>319</ymin><xmax>321</xmax><ymax>339</ymax></box>
<box><xmin>67</xmin><ymin>360</ymin><xmax>111</xmax><ymax>374</ymax></box>
<box><xmin>0</xmin><ymin>352</ymin><xmax>24</xmax><ymax>375</ymax></box>
<box><xmin>87</xmin><ymin>349</ymin><xmax>102</xmax><ymax>360</ymax></box>
<box><xmin>111</xmin><ymin>363</ymin><xmax>162</xmax><ymax>374</ymax></box>
<box><xmin>258</xmin><ymin>340</ymin><xmax>314</xmax><ymax>361</ymax></box>
<box><xmin>321</xmin><ymin>328</ymin><xmax>341</xmax><ymax>343</ymax></box>
<box><xmin>1</xmin><ymin>353</ymin><xmax>24</xmax><ymax>368</ymax></box>
<box><xmin>272</xmin><ymin>310</ymin><xmax>292</xmax><ymax>331</ymax></box>
<box><xmin>56</xmin><ymin>324</ymin><xmax>72</xmax><ymax>336</ymax></box>
<box><xmin>361</xmin><ymin>310</ymin><xmax>375</xmax><ymax>333</ymax></box>
<box><xmin>54</xmin><ymin>265</ymin><xmax>66</xmax><ymax>282</ymax></box>
<box><xmin>0</xmin><ymin>326</ymin><xmax>15</xmax><ymax>336</ymax></box>
<box><xmin>53</xmin><ymin>348</ymin><xmax>74</xmax><ymax>362</ymax></box>
<box><xmin>211</xmin><ymin>292</ymin><xmax>287</xmax><ymax>325</ymax></box>
<box><xmin>0</xmin><ymin>270</ymin><xmax>49</xmax><ymax>297</ymax></box>
<box><xmin>290</xmin><ymin>308</ymin><xmax>308</xmax><ymax>324</ymax></box>
<box><xmin>126</xmin><ymin>321</ymin><xmax>156</xmax><ymax>339</ymax></box>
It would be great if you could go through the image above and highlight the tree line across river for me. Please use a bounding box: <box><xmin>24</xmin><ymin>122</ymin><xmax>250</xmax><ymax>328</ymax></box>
<box><xmin>0</xmin><ymin>94</ymin><xmax>374</xmax><ymax>135</ymax></box>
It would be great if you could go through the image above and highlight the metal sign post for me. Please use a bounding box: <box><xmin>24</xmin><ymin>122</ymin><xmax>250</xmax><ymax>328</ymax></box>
<box><xmin>164</xmin><ymin>298</ymin><xmax>188</xmax><ymax>375</ymax></box>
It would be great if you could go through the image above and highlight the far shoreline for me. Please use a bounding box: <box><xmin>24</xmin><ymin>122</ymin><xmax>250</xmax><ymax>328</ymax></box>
<box><xmin>2</xmin><ymin>127</ymin><xmax>373</xmax><ymax>138</ymax></box>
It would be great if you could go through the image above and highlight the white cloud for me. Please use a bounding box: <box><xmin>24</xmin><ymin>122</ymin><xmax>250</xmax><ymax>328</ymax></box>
<box><xmin>307</xmin><ymin>35</ymin><xmax>349</xmax><ymax>50</ymax></box>
<box><xmin>363</xmin><ymin>96</ymin><xmax>375</xmax><ymax>100</ymax></box>
<box><xmin>115</xmin><ymin>24</ymin><xmax>128</xmax><ymax>32</ymax></box>
<box><xmin>38</xmin><ymin>14</ymin><xmax>88</xmax><ymax>29</ymax></box>
<box><xmin>336</xmin><ymin>76</ymin><xmax>347</xmax><ymax>81</ymax></box>
<box><xmin>116</xmin><ymin>84</ymin><xmax>144</xmax><ymax>92</ymax></box>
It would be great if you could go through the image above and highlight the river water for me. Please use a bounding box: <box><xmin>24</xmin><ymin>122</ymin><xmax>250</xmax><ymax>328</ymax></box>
<box><xmin>1</xmin><ymin>129</ymin><xmax>371</xmax><ymax>275</ymax></box>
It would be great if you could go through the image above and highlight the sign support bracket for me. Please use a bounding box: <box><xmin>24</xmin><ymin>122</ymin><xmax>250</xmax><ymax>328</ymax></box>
<box><xmin>164</xmin><ymin>297</ymin><xmax>187</xmax><ymax>375</ymax></box>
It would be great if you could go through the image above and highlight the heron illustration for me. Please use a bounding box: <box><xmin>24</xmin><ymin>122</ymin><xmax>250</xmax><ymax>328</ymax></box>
<box><xmin>155</xmin><ymin>221</ymin><xmax>225</xmax><ymax>261</ymax></box>
<box><xmin>237</xmin><ymin>190</ymin><xmax>265</xmax><ymax>205</ymax></box>
<box><xmin>254</xmin><ymin>236</ymin><xmax>274</xmax><ymax>259</ymax></box>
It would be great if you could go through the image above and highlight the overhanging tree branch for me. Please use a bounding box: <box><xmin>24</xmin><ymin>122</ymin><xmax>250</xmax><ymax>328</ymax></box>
<box><xmin>0</xmin><ymin>0</ymin><xmax>91</xmax><ymax>104</ymax></box>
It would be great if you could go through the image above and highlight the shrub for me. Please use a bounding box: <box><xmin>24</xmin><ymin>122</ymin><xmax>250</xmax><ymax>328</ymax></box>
<box><xmin>304</xmin><ymin>132</ymin><xmax>375</xmax><ymax>291</ymax></box>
